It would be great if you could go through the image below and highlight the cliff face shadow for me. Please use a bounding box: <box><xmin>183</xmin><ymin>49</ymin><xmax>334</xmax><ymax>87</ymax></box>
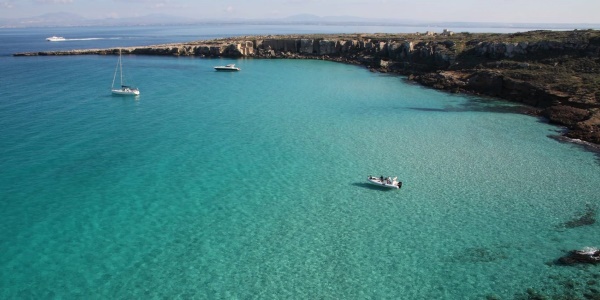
<box><xmin>407</xmin><ymin>107</ymin><xmax>449</xmax><ymax>112</ymax></box>
<box><xmin>407</xmin><ymin>96</ymin><xmax>530</xmax><ymax>114</ymax></box>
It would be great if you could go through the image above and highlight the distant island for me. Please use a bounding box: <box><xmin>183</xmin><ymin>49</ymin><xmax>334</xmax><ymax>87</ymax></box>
<box><xmin>15</xmin><ymin>29</ymin><xmax>600</xmax><ymax>147</ymax></box>
<box><xmin>2</xmin><ymin>12</ymin><xmax>599</xmax><ymax>29</ymax></box>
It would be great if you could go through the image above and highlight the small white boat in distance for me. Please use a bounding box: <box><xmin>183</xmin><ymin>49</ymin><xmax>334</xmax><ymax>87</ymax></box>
<box><xmin>367</xmin><ymin>176</ymin><xmax>403</xmax><ymax>189</ymax></box>
<box><xmin>46</xmin><ymin>36</ymin><xmax>66</xmax><ymax>42</ymax></box>
<box><xmin>214</xmin><ymin>64</ymin><xmax>240</xmax><ymax>71</ymax></box>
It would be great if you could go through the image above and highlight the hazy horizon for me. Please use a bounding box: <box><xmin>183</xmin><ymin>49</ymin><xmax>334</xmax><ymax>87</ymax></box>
<box><xmin>1</xmin><ymin>0</ymin><xmax>600</xmax><ymax>25</ymax></box>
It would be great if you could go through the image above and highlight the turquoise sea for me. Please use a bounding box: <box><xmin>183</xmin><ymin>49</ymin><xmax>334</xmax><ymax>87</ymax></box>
<box><xmin>1</xmin><ymin>25</ymin><xmax>600</xmax><ymax>299</ymax></box>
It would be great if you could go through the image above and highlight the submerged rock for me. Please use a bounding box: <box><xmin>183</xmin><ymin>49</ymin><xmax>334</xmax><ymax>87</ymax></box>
<box><xmin>558</xmin><ymin>247</ymin><xmax>600</xmax><ymax>265</ymax></box>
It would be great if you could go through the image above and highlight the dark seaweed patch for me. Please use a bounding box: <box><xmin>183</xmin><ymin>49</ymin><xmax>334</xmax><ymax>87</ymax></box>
<box><xmin>558</xmin><ymin>204</ymin><xmax>596</xmax><ymax>229</ymax></box>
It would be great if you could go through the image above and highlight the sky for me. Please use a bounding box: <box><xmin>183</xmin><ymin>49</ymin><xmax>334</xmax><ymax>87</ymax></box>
<box><xmin>1</xmin><ymin>0</ymin><xmax>599</xmax><ymax>24</ymax></box>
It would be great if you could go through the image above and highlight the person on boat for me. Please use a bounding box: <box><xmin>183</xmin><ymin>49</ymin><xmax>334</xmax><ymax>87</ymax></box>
<box><xmin>380</xmin><ymin>176</ymin><xmax>384</xmax><ymax>182</ymax></box>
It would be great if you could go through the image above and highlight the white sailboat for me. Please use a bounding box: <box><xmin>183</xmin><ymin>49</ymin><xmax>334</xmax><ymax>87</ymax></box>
<box><xmin>111</xmin><ymin>49</ymin><xmax>140</xmax><ymax>96</ymax></box>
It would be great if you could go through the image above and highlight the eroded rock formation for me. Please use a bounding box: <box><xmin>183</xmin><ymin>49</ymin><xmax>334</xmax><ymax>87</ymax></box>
<box><xmin>15</xmin><ymin>30</ymin><xmax>600</xmax><ymax>146</ymax></box>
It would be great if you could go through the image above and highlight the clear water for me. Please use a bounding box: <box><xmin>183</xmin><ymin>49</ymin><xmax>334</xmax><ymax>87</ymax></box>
<box><xmin>1</xmin><ymin>26</ymin><xmax>600</xmax><ymax>299</ymax></box>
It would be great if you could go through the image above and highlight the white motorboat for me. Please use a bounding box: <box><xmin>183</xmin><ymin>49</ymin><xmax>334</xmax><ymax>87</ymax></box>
<box><xmin>367</xmin><ymin>176</ymin><xmax>402</xmax><ymax>189</ymax></box>
<box><xmin>46</xmin><ymin>36</ymin><xmax>66</xmax><ymax>42</ymax></box>
<box><xmin>214</xmin><ymin>64</ymin><xmax>240</xmax><ymax>71</ymax></box>
<box><xmin>111</xmin><ymin>49</ymin><xmax>140</xmax><ymax>96</ymax></box>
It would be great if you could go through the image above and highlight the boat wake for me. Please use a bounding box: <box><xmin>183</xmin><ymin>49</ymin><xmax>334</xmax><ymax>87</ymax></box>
<box><xmin>66</xmin><ymin>38</ymin><xmax>104</xmax><ymax>41</ymax></box>
<box><xmin>53</xmin><ymin>37</ymin><xmax>122</xmax><ymax>42</ymax></box>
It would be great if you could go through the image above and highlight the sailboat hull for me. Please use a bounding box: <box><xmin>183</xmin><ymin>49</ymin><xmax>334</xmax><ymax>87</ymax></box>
<box><xmin>111</xmin><ymin>88</ymin><xmax>140</xmax><ymax>96</ymax></box>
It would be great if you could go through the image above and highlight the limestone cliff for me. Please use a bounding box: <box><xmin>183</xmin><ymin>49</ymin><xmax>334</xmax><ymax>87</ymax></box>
<box><xmin>15</xmin><ymin>30</ymin><xmax>600</xmax><ymax>146</ymax></box>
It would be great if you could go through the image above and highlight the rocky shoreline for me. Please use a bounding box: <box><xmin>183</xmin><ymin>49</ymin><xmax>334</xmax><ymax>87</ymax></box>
<box><xmin>15</xmin><ymin>30</ymin><xmax>600</xmax><ymax>147</ymax></box>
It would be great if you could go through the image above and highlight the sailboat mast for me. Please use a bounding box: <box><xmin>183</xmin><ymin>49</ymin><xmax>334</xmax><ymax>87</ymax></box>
<box><xmin>111</xmin><ymin>49</ymin><xmax>120</xmax><ymax>89</ymax></box>
<box><xmin>119</xmin><ymin>49</ymin><xmax>124</xmax><ymax>86</ymax></box>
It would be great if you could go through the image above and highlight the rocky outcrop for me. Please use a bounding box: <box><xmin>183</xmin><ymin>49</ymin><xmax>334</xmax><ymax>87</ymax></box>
<box><xmin>557</xmin><ymin>248</ymin><xmax>600</xmax><ymax>265</ymax></box>
<box><xmin>14</xmin><ymin>30</ymin><xmax>600</xmax><ymax>146</ymax></box>
<box><xmin>543</xmin><ymin>106</ymin><xmax>591</xmax><ymax>127</ymax></box>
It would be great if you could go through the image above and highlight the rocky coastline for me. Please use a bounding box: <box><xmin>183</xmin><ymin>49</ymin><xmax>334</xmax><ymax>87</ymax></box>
<box><xmin>15</xmin><ymin>30</ymin><xmax>600</xmax><ymax>146</ymax></box>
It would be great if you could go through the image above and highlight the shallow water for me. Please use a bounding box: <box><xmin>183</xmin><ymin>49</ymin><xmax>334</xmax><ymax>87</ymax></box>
<box><xmin>1</xmin><ymin>37</ymin><xmax>599</xmax><ymax>299</ymax></box>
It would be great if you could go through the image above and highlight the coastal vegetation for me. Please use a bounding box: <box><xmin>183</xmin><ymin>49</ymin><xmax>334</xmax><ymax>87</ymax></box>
<box><xmin>16</xmin><ymin>29</ymin><xmax>600</xmax><ymax>146</ymax></box>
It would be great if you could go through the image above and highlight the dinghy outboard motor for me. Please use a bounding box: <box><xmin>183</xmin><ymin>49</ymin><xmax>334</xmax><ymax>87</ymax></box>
<box><xmin>397</xmin><ymin>182</ymin><xmax>403</xmax><ymax>189</ymax></box>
